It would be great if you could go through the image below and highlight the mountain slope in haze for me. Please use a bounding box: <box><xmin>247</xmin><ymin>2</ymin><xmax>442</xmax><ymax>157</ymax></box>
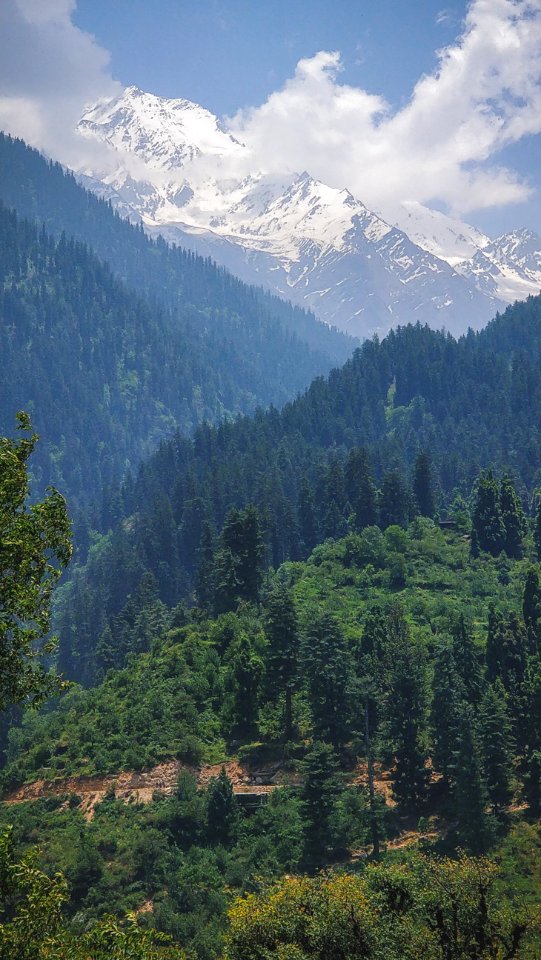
<box><xmin>74</xmin><ymin>85</ymin><xmax>541</xmax><ymax>336</ymax></box>
<box><xmin>0</xmin><ymin>200</ymin><xmax>351</xmax><ymax>526</ymax></box>
<box><xmin>52</xmin><ymin>294</ymin><xmax>541</xmax><ymax>683</ymax></box>
<box><xmin>0</xmin><ymin>132</ymin><xmax>354</xmax><ymax>365</ymax></box>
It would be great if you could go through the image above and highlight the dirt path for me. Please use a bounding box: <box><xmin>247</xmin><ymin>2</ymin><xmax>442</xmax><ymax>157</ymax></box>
<box><xmin>2</xmin><ymin>757</ymin><xmax>401</xmax><ymax>822</ymax></box>
<box><xmin>1</xmin><ymin>758</ymin><xmax>281</xmax><ymax>820</ymax></box>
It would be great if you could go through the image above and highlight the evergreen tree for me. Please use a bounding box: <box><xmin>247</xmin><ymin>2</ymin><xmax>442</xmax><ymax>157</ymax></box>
<box><xmin>471</xmin><ymin>470</ymin><xmax>506</xmax><ymax>556</ymax></box>
<box><xmin>206</xmin><ymin>768</ymin><xmax>239</xmax><ymax>846</ymax></box>
<box><xmin>385</xmin><ymin>616</ymin><xmax>429</xmax><ymax>808</ymax></box>
<box><xmin>453</xmin><ymin>707</ymin><xmax>494</xmax><ymax>854</ymax></box>
<box><xmin>413</xmin><ymin>450</ymin><xmax>436</xmax><ymax>518</ymax></box>
<box><xmin>195</xmin><ymin>521</ymin><xmax>215</xmax><ymax>610</ymax></box>
<box><xmin>264</xmin><ymin>583</ymin><xmax>300</xmax><ymax>741</ymax></box>
<box><xmin>478</xmin><ymin>681</ymin><xmax>514</xmax><ymax>816</ymax></box>
<box><xmin>345</xmin><ymin>447</ymin><xmax>378</xmax><ymax>531</ymax></box>
<box><xmin>499</xmin><ymin>474</ymin><xmax>526</xmax><ymax>558</ymax></box>
<box><xmin>523</xmin><ymin>567</ymin><xmax>541</xmax><ymax>653</ymax></box>
<box><xmin>297</xmin><ymin>478</ymin><xmax>318</xmax><ymax>556</ymax></box>
<box><xmin>300</xmin><ymin>741</ymin><xmax>341</xmax><ymax>868</ymax></box>
<box><xmin>379</xmin><ymin>469</ymin><xmax>409</xmax><ymax>529</ymax></box>
<box><xmin>212</xmin><ymin>547</ymin><xmax>241</xmax><ymax>615</ymax></box>
<box><xmin>227</xmin><ymin>634</ymin><xmax>263</xmax><ymax>737</ymax></box>
<box><xmin>450</xmin><ymin>614</ymin><xmax>483</xmax><ymax>705</ymax></box>
<box><xmin>221</xmin><ymin>506</ymin><xmax>264</xmax><ymax>604</ymax></box>
<box><xmin>302</xmin><ymin>614</ymin><xmax>352</xmax><ymax>750</ymax></box>
<box><xmin>524</xmin><ymin>750</ymin><xmax>541</xmax><ymax>816</ymax></box>
<box><xmin>522</xmin><ymin>654</ymin><xmax>541</xmax><ymax>755</ymax></box>
<box><xmin>535</xmin><ymin>497</ymin><xmax>541</xmax><ymax>560</ymax></box>
<box><xmin>323</xmin><ymin>459</ymin><xmax>349</xmax><ymax>540</ymax></box>
<box><xmin>95</xmin><ymin>625</ymin><xmax>116</xmax><ymax>678</ymax></box>
<box><xmin>352</xmin><ymin>606</ymin><xmax>390</xmax><ymax>746</ymax></box>
<box><xmin>431</xmin><ymin>643</ymin><xmax>466</xmax><ymax>788</ymax></box>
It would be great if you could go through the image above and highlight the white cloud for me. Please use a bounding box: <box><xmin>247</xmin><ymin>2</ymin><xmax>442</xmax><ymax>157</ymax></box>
<box><xmin>0</xmin><ymin>0</ymin><xmax>121</xmax><ymax>169</ymax></box>
<box><xmin>228</xmin><ymin>0</ymin><xmax>541</xmax><ymax>217</ymax></box>
<box><xmin>0</xmin><ymin>0</ymin><xmax>540</xmax><ymax>221</ymax></box>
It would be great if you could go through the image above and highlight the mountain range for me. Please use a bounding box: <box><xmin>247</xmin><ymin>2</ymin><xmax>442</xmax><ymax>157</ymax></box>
<box><xmin>76</xmin><ymin>85</ymin><xmax>541</xmax><ymax>338</ymax></box>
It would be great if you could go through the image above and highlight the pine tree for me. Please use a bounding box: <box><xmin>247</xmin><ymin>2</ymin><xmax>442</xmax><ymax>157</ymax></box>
<box><xmin>264</xmin><ymin>583</ymin><xmax>300</xmax><ymax>741</ymax></box>
<box><xmin>195</xmin><ymin>521</ymin><xmax>215</xmax><ymax>610</ymax></box>
<box><xmin>212</xmin><ymin>546</ymin><xmax>240</xmax><ymax>616</ymax></box>
<box><xmin>499</xmin><ymin>474</ymin><xmax>526</xmax><ymax>558</ymax></box>
<box><xmin>535</xmin><ymin>497</ymin><xmax>541</xmax><ymax>561</ymax></box>
<box><xmin>522</xmin><ymin>654</ymin><xmax>541</xmax><ymax>755</ymax></box>
<box><xmin>323</xmin><ymin>459</ymin><xmax>349</xmax><ymax>540</ymax></box>
<box><xmin>379</xmin><ymin>469</ymin><xmax>409</xmax><ymax>529</ymax></box>
<box><xmin>431</xmin><ymin>643</ymin><xmax>466</xmax><ymax>788</ymax></box>
<box><xmin>413</xmin><ymin>451</ymin><xmax>436</xmax><ymax>518</ymax></box>
<box><xmin>478</xmin><ymin>681</ymin><xmax>514</xmax><ymax>816</ymax></box>
<box><xmin>297</xmin><ymin>478</ymin><xmax>318</xmax><ymax>556</ymax></box>
<box><xmin>206</xmin><ymin>768</ymin><xmax>239</xmax><ymax>846</ymax></box>
<box><xmin>523</xmin><ymin>567</ymin><xmax>541</xmax><ymax>653</ymax></box>
<box><xmin>227</xmin><ymin>634</ymin><xmax>263</xmax><ymax>737</ymax></box>
<box><xmin>524</xmin><ymin>751</ymin><xmax>541</xmax><ymax>816</ymax></box>
<box><xmin>221</xmin><ymin>506</ymin><xmax>264</xmax><ymax>604</ymax></box>
<box><xmin>453</xmin><ymin>709</ymin><xmax>494</xmax><ymax>854</ymax></box>
<box><xmin>345</xmin><ymin>448</ymin><xmax>378</xmax><ymax>531</ymax></box>
<box><xmin>386</xmin><ymin>620</ymin><xmax>429</xmax><ymax>808</ymax></box>
<box><xmin>301</xmin><ymin>741</ymin><xmax>341</xmax><ymax>868</ymax></box>
<box><xmin>450</xmin><ymin>614</ymin><xmax>483</xmax><ymax>705</ymax></box>
<box><xmin>471</xmin><ymin>470</ymin><xmax>505</xmax><ymax>556</ymax></box>
<box><xmin>302</xmin><ymin>614</ymin><xmax>352</xmax><ymax>750</ymax></box>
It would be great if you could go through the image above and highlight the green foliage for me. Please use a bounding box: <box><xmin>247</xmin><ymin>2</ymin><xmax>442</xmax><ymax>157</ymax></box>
<box><xmin>0</xmin><ymin>182</ymin><xmax>346</xmax><ymax>525</ymax></box>
<box><xmin>478</xmin><ymin>681</ymin><xmax>514</xmax><ymax>815</ymax></box>
<box><xmin>0</xmin><ymin>827</ymin><xmax>183</xmax><ymax>958</ymax></box>
<box><xmin>264</xmin><ymin>584</ymin><xmax>300</xmax><ymax>741</ymax></box>
<box><xmin>384</xmin><ymin>610</ymin><xmax>430</xmax><ymax>808</ymax></box>
<box><xmin>224</xmin><ymin>854</ymin><xmax>540</xmax><ymax>960</ymax></box>
<box><xmin>500</xmin><ymin>475</ymin><xmax>527</xmax><ymax>558</ymax></box>
<box><xmin>413</xmin><ymin>450</ymin><xmax>436</xmax><ymax>519</ymax></box>
<box><xmin>206</xmin><ymin>769</ymin><xmax>239</xmax><ymax>847</ymax></box>
<box><xmin>2</xmin><ymin>519</ymin><xmax>541</xmax><ymax>954</ymax></box>
<box><xmin>0</xmin><ymin>413</ymin><xmax>71</xmax><ymax>710</ymax></box>
<box><xmin>472</xmin><ymin>470</ymin><xmax>506</xmax><ymax>557</ymax></box>
<box><xmin>302</xmin><ymin>614</ymin><xmax>352</xmax><ymax>749</ymax></box>
<box><xmin>453</xmin><ymin>708</ymin><xmax>495</xmax><ymax>854</ymax></box>
<box><xmin>51</xmin><ymin>295</ymin><xmax>541</xmax><ymax>681</ymax></box>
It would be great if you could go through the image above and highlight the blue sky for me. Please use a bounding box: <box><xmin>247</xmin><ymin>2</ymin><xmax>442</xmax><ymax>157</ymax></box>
<box><xmin>1</xmin><ymin>0</ymin><xmax>541</xmax><ymax>236</ymax></box>
<box><xmin>73</xmin><ymin>0</ymin><xmax>466</xmax><ymax>118</ymax></box>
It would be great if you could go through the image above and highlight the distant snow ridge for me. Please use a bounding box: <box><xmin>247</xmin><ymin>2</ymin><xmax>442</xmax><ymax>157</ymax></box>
<box><xmin>76</xmin><ymin>86</ymin><xmax>541</xmax><ymax>338</ymax></box>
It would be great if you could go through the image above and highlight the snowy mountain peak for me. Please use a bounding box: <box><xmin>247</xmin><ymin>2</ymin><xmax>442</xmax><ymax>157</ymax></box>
<box><xmin>74</xmin><ymin>84</ymin><xmax>541</xmax><ymax>338</ymax></box>
<box><xmin>78</xmin><ymin>86</ymin><xmax>243</xmax><ymax>172</ymax></box>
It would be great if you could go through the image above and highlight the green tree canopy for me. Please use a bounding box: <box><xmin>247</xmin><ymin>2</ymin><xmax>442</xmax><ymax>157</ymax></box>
<box><xmin>0</xmin><ymin>413</ymin><xmax>72</xmax><ymax>711</ymax></box>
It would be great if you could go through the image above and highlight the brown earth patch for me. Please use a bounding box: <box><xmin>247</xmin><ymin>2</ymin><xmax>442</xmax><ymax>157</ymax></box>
<box><xmin>1</xmin><ymin>759</ymin><xmax>284</xmax><ymax>820</ymax></box>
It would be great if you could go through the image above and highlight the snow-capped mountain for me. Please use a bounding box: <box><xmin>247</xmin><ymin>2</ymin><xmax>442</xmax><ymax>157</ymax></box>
<box><xmin>75</xmin><ymin>86</ymin><xmax>541</xmax><ymax>338</ymax></box>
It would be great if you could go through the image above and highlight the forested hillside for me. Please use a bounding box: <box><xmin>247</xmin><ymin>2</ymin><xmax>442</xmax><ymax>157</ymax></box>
<box><xmin>0</xmin><ymin>201</ymin><xmax>351</xmax><ymax>525</ymax></box>
<box><xmin>3</xmin><ymin>508</ymin><xmax>541</xmax><ymax>957</ymax></box>
<box><xmin>53</xmin><ymin>295</ymin><xmax>541</xmax><ymax>682</ymax></box>
<box><xmin>0</xmin><ymin>133</ymin><xmax>354</xmax><ymax>363</ymax></box>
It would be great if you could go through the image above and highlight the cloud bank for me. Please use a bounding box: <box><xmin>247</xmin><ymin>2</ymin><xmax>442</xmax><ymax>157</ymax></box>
<box><xmin>0</xmin><ymin>0</ymin><xmax>540</xmax><ymax>218</ymax></box>
<box><xmin>0</xmin><ymin>0</ymin><xmax>121</xmax><ymax>168</ymax></box>
<box><xmin>228</xmin><ymin>0</ymin><xmax>541</xmax><ymax>216</ymax></box>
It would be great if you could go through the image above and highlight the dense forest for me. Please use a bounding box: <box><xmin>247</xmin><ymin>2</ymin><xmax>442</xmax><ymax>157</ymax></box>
<box><xmin>0</xmin><ymin>203</ymin><xmax>344</xmax><ymax>524</ymax></box>
<box><xmin>2</xmin><ymin>424</ymin><xmax>541</xmax><ymax>957</ymax></box>
<box><xmin>0</xmin><ymin>133</ymin><xmax>354</xmax><ymax>364</ymax></box>
<box><xmin>52</xmin><ymin>295</ymin><xmax>541</xmax><ymax>683</ymax></box>
<box><xmin>2</xmin><ymin>131</ymin><xmax>541</xmax><ymax>960</ymax></box>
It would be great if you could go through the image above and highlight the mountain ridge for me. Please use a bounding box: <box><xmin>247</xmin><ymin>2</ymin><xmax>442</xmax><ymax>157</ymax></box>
<box><xmin>75</xmin><ymin>84</ymin><xmax>541</xmax><ymax>337</ymax></box>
